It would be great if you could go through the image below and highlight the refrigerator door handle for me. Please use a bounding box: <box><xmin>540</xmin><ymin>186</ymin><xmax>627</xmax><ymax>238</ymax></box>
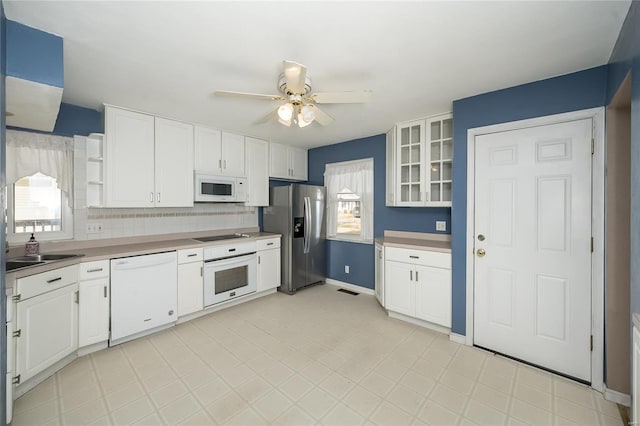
<box><xmin>303</xmin><ymin>196</ymin><xmax>311</xmax><ymax>254</ymax></box>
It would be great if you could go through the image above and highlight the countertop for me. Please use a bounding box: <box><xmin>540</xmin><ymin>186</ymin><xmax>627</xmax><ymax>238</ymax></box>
<box><xmin>375</xmin><ymin>230</ymin><xmax>451</xmax><ymax>253</ymax></box>
<box><xmin>6</xmin><ymin>231</ymin><xmax>281</xmax><ymax>281</ymax></box>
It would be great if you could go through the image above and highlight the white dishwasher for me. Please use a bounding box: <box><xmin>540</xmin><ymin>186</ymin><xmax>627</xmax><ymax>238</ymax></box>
<box><xmin>110</xmin><ymin>251</ymin><xmax>177</xmax><ymax>345</ymax></box>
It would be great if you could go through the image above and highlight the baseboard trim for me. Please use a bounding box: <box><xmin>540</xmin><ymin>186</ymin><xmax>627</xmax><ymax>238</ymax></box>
<box><xmin>388</xmin><ymin>310</ymin><xmax>450</xmax><ymax>335</ymax></box>
<box><xmin>603</xmin><ymin>385</ymin><xmax>631</xmax><ymax>407</ymax></box>
<box><xmin>325</xmin><ymin>278</ymin><xmax>375</xmax><ymax>296</ymax></box>
<box><xmin>449</xmin><ymin>332</ymin><xmax>467</xmax><ymax>345</ymax></box>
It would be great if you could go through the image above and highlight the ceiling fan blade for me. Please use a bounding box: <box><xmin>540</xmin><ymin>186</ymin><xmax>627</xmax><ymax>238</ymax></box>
<box><xmin>214</xmin><ymin>90</ymin><xmax>283</xmax><ymax>101</ymax></box>
<box><xmin>309</xmin><ymin>105</ymin><xmax>334</xmax><ymax>126</ymax></box>
<box><xmin>255</xmin><ymin>107</ymin><xmax>279</xmax><ymax>125</ymax></box>
<box><xmin>311</xmin><ymin>90</ymin><xmax>372</xmax><ymax>104</ymax></box>
<box><xmin>283</xmin><ymin>60</ymin><xmax>307</xmax><ymax>94</ymax></box>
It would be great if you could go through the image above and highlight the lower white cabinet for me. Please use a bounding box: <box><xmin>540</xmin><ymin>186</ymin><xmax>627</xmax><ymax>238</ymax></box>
<box><xmin>384</xmin><ymin>247</ymin><xmax>451</xmax><ymax>328</ymax></box>
<box><xmin>257</xmin><ymin>237</ymin><xmax>281</xmax><ymax>292</ymax></box>
<box><xmin>375</xmin><ymin>243</ymin><xmax>384</xmax><ymax>307</ymax></box>
<box><xmin>6</xmin><ymin>291</ymin><xmax>14</xmax><ymax>425</ymax></box>
<box><xmin>177</xmin><ymin>248</ymin><xmax>204</xmax><ymax>317</ymax></box>
<box><xmin>15</xmin><ymin>280</ymin><xmax>79</xmax><ymax>384</ymax></box>
<box><xmin>633</xmin><ymin>321</ymin><xmax>640</xmax><ymax>424</ymax></box>
<box><xmin>78</xmin><ymin>261</ymin><xmax>110</xmax><ymax>348</ymax></box>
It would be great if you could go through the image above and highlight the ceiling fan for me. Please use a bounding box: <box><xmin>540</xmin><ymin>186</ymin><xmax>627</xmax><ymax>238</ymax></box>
<box><xmin>215</xmin><ymin>60</ymin><xmax>372</xmax><ymax>128</ymax></box>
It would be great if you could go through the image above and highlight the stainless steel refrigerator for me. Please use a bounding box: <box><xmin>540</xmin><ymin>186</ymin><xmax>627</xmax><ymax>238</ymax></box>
<box><xmin>263</xmin><ymin>184</ymin><xmax>326</xmax><ymax>294</ymax></box>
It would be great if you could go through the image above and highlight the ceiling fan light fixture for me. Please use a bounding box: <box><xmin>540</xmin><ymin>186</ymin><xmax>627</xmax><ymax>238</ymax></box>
<box><xmin>300</xmin><ymin>105</ymin><xmax>315</xmax><ymax>123</ymax></box>
<box><xmin>297</xmin><ymin>112</ymin><xmax>312</xmax><ymax>128</ymax></box>
<box><xmin>277</xmin><ymin>103</ymin><xmax>294</xmax><ymax>121</ymax></box>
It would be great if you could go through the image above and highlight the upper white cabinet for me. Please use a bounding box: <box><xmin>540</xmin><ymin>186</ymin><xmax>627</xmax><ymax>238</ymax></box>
<box><xmin>386</xmin><ymin>112</ymin><xmax>452</xmax><ymax>207</ymax></box>
<box><xmin>245</xmin><ymin>137</ymin><xmax>269</xmax><ymax>206</ymax></box>
<box><xmin>104</xmin><ymin>105</ymin><xmax>194</xmax><ymax>208</ymax></box>
<box><xmin>269</xmin><ymin>142</ymin><xmax>308</xmax><ymax>181</ymax></box>
<box><xmin>194</xmin><ymin>126</ymin><xmax>245</xmax><ymax>177</ymax></box>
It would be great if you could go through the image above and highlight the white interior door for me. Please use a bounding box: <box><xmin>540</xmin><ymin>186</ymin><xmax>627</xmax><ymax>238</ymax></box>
<box><xmin>473</xmin><ymin>118</ymin><xmax>593</xmax><ymax>381</ymax></box>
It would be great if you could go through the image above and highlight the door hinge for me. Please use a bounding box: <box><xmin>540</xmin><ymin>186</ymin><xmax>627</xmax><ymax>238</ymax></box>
<box><xmin>12</xmin><ymin>295</ymin><xmax>20</xmax><ymax>302</ymax></box>
<box><xmin>12</xmin><ymin>375</ymin><xmax>20</xmax><ymax>385</ymax></box>
<box><xmin>590</xmin><ymin>335</ymin><xmax>593</xmax><ymax>351</ymax></box>
<box><xmin>12</xmin><ymin>329</ymin><xmax>21</xmax><ymax>338</ymax></box>
<box><xmin>591</xmin><ymin>138</ymin><xmax>594</xmax><ymax>155</ymax></box>
<box><xmin>591</xmin><ymin>237</ymin><xmax>594</xmax><ymax>253</ymax></box>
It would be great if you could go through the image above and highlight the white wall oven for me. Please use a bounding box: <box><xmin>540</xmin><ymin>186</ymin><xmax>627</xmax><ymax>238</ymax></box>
<box><xmin>203</xmin><ymin>241</ymin><xmax>257</xmax><ymax>306</ymax></box>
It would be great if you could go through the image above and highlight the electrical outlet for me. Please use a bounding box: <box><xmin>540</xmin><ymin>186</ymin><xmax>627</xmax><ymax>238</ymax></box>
<box><xmin>86</xmin><ymin>223</ymin><xmax>103</xmax><ymax>234</ymax></box>
<box><xmin>345</xmin><ymin>265</ymin><xmax>350</xmax><ymax>274</ymax></box>
<box><xmin>436</xmin><ymin>221</ymin><xmax>447</xmax><ymax>232</ymax></box>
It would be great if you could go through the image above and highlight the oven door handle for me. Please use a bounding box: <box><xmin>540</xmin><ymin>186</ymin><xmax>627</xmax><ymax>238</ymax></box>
<box><xmin>303</xmin><ymin>196</ymin><xmax>311</xmax><ymax>254</ymax></box>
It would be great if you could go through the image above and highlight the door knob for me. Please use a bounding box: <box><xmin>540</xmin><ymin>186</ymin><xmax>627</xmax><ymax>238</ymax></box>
<box><xmin>477</xmin><ymin>248</ymin><xmax>486</xmax><ymax>257</ymax></box>
<box><xmin>477</xmin><ymin>234</ymin><xmax>486</xmax><ymax>241</ymax></box>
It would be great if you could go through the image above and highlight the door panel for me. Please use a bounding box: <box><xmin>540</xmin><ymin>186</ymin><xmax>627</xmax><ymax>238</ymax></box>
<box><xmin>474</xmin><ymin>118</ymin><xmax>592</xmax><ymax>381</ymax></box>
<box><xmin>384</xmin><ymin>261</ymin><xmax>413</xmax><ymax>316</ymax></box>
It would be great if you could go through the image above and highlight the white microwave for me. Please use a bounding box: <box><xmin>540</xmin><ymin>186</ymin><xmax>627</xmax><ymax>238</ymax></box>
<box><xmin>194</xmin><ymin>173</ymin><xmax>246</xmax><ymax>202</ymax></box>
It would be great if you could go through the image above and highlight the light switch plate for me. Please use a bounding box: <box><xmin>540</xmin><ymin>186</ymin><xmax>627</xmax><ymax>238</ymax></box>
<box><xmin>436</xmin><ymin>221</ymin><xmax>447</xmax><ymax>232</ymax></box>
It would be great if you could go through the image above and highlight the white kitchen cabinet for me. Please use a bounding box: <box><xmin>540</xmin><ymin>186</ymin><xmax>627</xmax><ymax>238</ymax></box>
<box><xmin>375</xmin><ymin>242</ymin><xmax>385</xmax><ymax>307</ymax></box>
<box><xmin>245</xmin><ymin>137</ymin><xmax>269</xmax><ymax>206</ymax></box>
<box><xmin>15</xmin><ymin>266</ymin><xmax>79</xmax><ymax>384</ymax></box>
<box><xmin>104</xmin><ymin>105</ymin><xmax>194</xmax><ymax>208</ymax></box>
<box><xmin>177</xmin><ymin>248</ymin><xmax>204</xmax><ymax>317</ymax></box>
<box><xmin>78</xmin><ymin>261</ymin><xmax>110</xmax><ymax>348</ymax></box>
<box><xmin>154</xmin><ymin>117</ymin><xmax>194</xmax><ymax>207</ymax></box>
<box><xmin>194</xmin><ymin>126</ymin><xmax>245</xmax><ymax>177</ymax></box>
<box><xmin>269</xmin><ymin>142</ymin><xmax>308</xmax><ymax>181</ymax></box>
<box><xmin>384</xmin><ymin>247</ymin><xmax>451</xmax><ymax>328</ymax></box>
<box><xmin>104</xmin><ymin>106</ymin><xmax>155</xmax><ymax>207</ymax></box>
<box><xmin>634</xmin><ymin>324</ymin><xmax>640</xmax><ymax>424</ymax></box>
<box><xmin>386</xmin><ymin>112</ymin><xmax>452</xmax><ymax>207</ymax></box>
<box><xmin>257</xmin><ymin>238</ymin><xmax>281</xmax><ymax>292</ymax></box>
<box><xmin>6</xmin><ymin>291</ymin><xmax>14</xmax><ymax>424</ymax></box>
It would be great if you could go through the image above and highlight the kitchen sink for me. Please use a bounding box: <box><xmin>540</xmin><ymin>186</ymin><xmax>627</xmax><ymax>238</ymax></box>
<box><xmin>5</xmin><ymin>253</ymin><xmax>83</xmax><ymax>272</ymax></box>
<box><xmin>6</xmin><ymin>260</ymin><xmax>45</xmax><ymax>271</ymax></box>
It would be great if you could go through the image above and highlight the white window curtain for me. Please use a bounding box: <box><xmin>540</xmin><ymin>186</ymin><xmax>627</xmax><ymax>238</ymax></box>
<box><xmin>324</xmin><ymin>158</ymin><xmax>374</xmax><ymax>242</ymax></box>
<box><xmin>6</xmin><ymin>130</ymin><xmax>74</xmax><ymax>207</ymax></box>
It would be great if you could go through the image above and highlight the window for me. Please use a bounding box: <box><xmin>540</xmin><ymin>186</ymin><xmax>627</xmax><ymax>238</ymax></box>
<box><xmin>6</xmin><ymin>130</ymin><xmax>74</xmax><ymax>243</ymax></box>
<box><xmin>324</xmin><ymin>158</ymin><xmax>374</xmax><ymax>243</ymax></box>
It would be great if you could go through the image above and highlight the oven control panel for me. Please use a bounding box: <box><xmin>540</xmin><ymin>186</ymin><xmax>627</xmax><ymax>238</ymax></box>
<box><xmin>203</xmin><ymin>241</ymin><xmax>257</xmax><ymax>261</ymax></box>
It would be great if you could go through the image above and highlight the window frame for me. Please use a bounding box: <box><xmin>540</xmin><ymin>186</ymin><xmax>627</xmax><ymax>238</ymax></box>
<box><xmin>6</xmin><ymin>174</ymin><xmax>74</xmax><ymax>244</ymax></box>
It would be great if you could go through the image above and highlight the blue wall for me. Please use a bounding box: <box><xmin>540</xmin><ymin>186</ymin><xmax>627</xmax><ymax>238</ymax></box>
<box><xmin>6</xmin><ymin>20</ymin><xmax>63</xmax><ymax>87</ymax></box>
<box><xmin>451</xmin><ymin>66</ymin><xmax>608</xmax><ymax>335</ymax></box>
<box><xmin>308</xmin><ymin>134</ymin><xmax>450</xmax><ymax>289</ymax></box>
<box><xmin>607</xmin><ymin>1</ymin><xmax>640</xmax><ymax>324</ymax></box>
<box><xmin>8</xmin><ymin>102</ymin><xmax>103</xmax><ymax>137</ymax></box>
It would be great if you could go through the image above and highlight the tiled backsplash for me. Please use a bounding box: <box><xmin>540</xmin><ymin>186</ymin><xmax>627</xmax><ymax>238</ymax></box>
<box><xmin>73</xmin><ymin>135</ymin><xmax>258</xmax><ymax>241</ymax></box>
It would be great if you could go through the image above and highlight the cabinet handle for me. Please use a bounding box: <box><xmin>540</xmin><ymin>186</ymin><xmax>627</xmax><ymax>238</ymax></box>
<box><xmin>266</xmin><ymin>242</ymin><xmax>274</xmax><ymax>246</ymax></box>
<box><xmin>87</xmin><ymin>268</ymin><xmax>103</xmax><ymax>273</ymax></box>
<box><xmin>416</xmin><ymin>271</ymin><xmax>419</xmax><ymax>282</ymax></box>
<box><xmin>11</xmin><ymin>375</ymin><xmax>20</xmax><ymax>385</ymax></box>
<box><xmin>104</xmin><ymin>286</ymin><xmax>108</xmax><ymax>298</ymax></box>
<box><xmin>409</xmin><ymin>255</ymin><xmax>419</xmax><ymax>259</ymax></box>
<box><xmin>258</xmin><ymin>256</ymin><xmax>261</xmax><ymax>265</ymax></box>
<box><xmin>426</xmin><ymin>191</ymin><xmax>429</xmax><ymax>202</ymax></box>
<box><xmin>157</xmin><ymin>192</ymin><xmax>161</xmax><ymax>203</ymax></box>
<box><xmin>224</xmin><ymin>160</ymin><xmax>227</xmax><ymax>169</ymax></box>
<box><xmin>150</xmin><ymin>192</ymin><xmax>154</xmax><ymax>203</ymax></box>
<box><xmin>410</xmin><ymin>270</ymin><xmax>413</xmax><ymax>281</ymax></box>
<box><xmin>200</xmin><ymin>267</ymin><xmax>203</xmax><ymax>277</ymax></box>
<box><xmin>12</xmin><ymin>330</ymin><xmax>20</xmax><ymax>338</ymax></box>
<box><xmin>219</xmin><ymin>159</ymin><xmax>222</xmax><ymax>169</ymax></box>
<box><xmin>187</xmin><ymin>253</ymin><xmax>198</xmax><ymax>257</ymax></box>
<box><xmin>46</xmin><ymin>277</ymin><xmax>62</xmax><ymax>284</ymax></box>
<box><xmin>74</xmin><ymin>291</ymin><xmax>79</xmax><ymax>304</ymax></box>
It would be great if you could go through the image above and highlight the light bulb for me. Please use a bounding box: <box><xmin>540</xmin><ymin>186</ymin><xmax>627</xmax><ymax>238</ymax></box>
<box><xmin>300</xmin><ymin>105</ymin><xmax>315</xmax><ymax>123</ymax></box>
<box><xmin>298</xmin><ymin>112</ymin><xmax>312</xmax><ymax>128</ymax></box>
<box><xmin>277</xmin><ymin>103</ymin><xmax>294</xmax><ymax>121</ymax></box>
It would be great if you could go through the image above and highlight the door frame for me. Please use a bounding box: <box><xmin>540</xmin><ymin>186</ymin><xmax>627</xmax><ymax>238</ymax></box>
<box><xmin>465</xmin><ymin>107</ymin><xmax>605</xmax><ymax>391</ymax></box>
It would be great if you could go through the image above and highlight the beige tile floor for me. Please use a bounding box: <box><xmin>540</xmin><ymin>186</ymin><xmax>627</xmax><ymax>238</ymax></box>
<box><xmin>12</xmin><ymin>284</ymin><xmax>624</xmax><ymax>425</ymax></box>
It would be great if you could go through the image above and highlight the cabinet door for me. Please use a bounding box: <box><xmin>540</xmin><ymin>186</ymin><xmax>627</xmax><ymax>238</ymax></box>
<box><xmin>16</xmin><ymin>284</ymin><xmax>78</xmax><ymax>383</ymax></box>
<box><xmin>177</xmin><ymin>262</ymin><xmax>204</xmax><ymax>317</ymax></box>
<box><xmin>269</xmin><ymin>142</ymin><xmax>290</xmax><ymax>179</ymax></box>
<box><xmin>221</xmin><ymin>132</ymin><xmax>245</xmax><ymax>177</ymax></box>
<box><xmin>79</xmin><ymin>278</ymin><xmax>110</xmax><ymax>347</ymax></box>
<box><xmin>245</xmin><ymin>137</ymin><xmax>269</xmax><ymax>206</ymax></box>
<box><xmin>290</xmin><ymin>147</ymin><xmax>308</xmax><ymax>181</ymax></box>
<box><xmin>395</xmin><ymin>120</ymin><xmax>426</xmax><ymax>206</ymax></box>
<box><xmin>194</xmin><ymin>125</ymin><xmax>222</xmax><ymax>175</ymax></box>
<box><xmin>414</xmin><ymin>265</ymin><xmax>451</xmax><ymax>327</ymax></box>
<box><xmin>425</xmin><ymin>113</ymin><xmax>453</xmax><ymax>206</ymax></box>
<box><xmin>257</xmin><ymin>248</ymin><xmax>281</xmax><ymax>292</ymax></box>
<box><xmin>155</xmin><ymin>118</ymin><xmax>194</xmax><ymax>207</ymax></box>
<box><xmin>105</xmin><ymin>106</ymin><xmax>155</xmax><ymax>207</ymax></box>
<box><xmin>384</xmin><ymin>261</ymin><xmax>414</xmax><ymax>316</ymax></box>
<box><xmin>385</xmin><ymin>129</ymin><xmax>396</xmax><ymax>206</ymax></box>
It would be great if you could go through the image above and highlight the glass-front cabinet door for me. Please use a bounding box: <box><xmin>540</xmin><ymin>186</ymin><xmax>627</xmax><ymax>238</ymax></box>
<box><xmin>426</xmin><ymin>113</ymin><xmax>453</xmax><ymax>205</ymax></box>
<box><xmin>396</xmin><ymin>120</ymin><xmax>425</xmax><ymax>205</ymax></box>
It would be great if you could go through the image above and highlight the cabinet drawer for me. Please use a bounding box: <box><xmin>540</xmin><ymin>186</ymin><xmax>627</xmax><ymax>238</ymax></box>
<box><xmin>17</xmin><ymin>265</ymin><xmax>79</xmax><ymax>301</ymax></box>
<box><xmin>79</xmin><ymin>260</ymin><xmax>110</xmax><ymax>280</ymax></box>
<box><xmin>257</xmin><ymin>238</ymin><xmax>280</xmax><ymax>251</ymax></box>
<box><xmin>178</xmin><ymin>248</ymin><xmax>203</xmax><ymax>264</ymax></box>
<box><xmin>385</xmin><ymin>247</ymin><xmax>450</xmax><ymax>269</ymax></box>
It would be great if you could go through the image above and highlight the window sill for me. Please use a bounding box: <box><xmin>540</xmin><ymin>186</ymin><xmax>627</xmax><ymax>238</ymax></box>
<box><xmin>327</xmin><ymin>236</ymin><xmax>373</xmax><ymax>245</ymax></box>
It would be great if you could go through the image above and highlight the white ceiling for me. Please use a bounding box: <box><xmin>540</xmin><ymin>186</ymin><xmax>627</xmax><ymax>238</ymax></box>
<box><xmin>4</xmin><ymin>1</ymin><xmax>630</xmax><ymax>149</ymax></box>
